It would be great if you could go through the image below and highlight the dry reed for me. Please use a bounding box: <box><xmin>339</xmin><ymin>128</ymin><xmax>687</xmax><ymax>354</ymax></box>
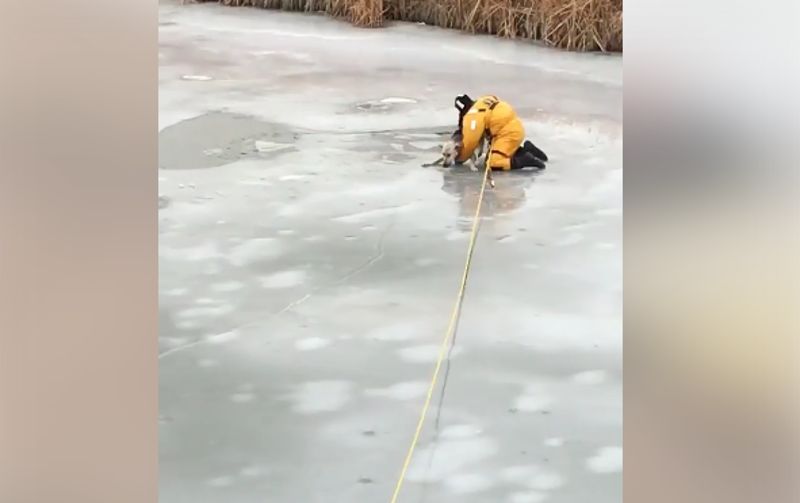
<box><xmin>194</xmin><ymin>0</ymin><xmax>622</xmax><ymax>51</ymax></box>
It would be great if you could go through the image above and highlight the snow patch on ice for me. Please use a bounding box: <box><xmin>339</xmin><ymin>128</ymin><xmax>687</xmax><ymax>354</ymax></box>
<box><xmin>380</xmin><ymin>97</ymin><xmax>418</xmax><ymax>104</ymax></box>
<box><xmin>206</xmin><ymin>330</ymin><xmax>239</xmax><ymax>344</ymax></box>
<box><xmin>586</xmin><ymin>446</ymin><xmax>622</xmax><ymax>473</ymax></box>
<box><xmin>294</xmin><ymin>337</ymin><xmax>330</xmax><ymax>351</ymax></box>
<box><xmin>398</xmin><ymin>344</ymin><xmax>462</xmax><ymax>363</ymax></box>
<box><xmin>444</xmin><ymin>473</ymin><xmax>494</xmax><ymax>494</ymax></box>
<box><xmin>181</xmin><ymin>74</ymin><xmax>213</xmax><ymax>81</ymax></box>
<box><xmin>365</xmin><ymin>381</ymin><xmax>428</xmax><ymax>400</ymax></box>
<box><xmin>572</xmin><ymin>370</ymin><xmax>608</xmax><ymax>385</ymax></box>
<box><xmin>228</xmin><ymin>238</ymin><xmax>280</xmax><ymax>266</ymax></box>
<box><xmin>260</xmin><ymin>270</ymin><xmax>307</xmax><ymax>289</ymax></box>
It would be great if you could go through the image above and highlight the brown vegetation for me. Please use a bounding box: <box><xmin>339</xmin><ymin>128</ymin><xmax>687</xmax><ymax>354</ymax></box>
<box><xmin>198</xmin><ymin>0</ymin><xmax>622</xmax><ymax>52</ymax></box>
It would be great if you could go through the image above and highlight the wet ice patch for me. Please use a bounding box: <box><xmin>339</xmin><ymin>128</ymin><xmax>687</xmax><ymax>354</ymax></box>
<box><xmin>290</xmin><ymin>381</ymin><xmax>353</xmax><ymax>414</ymax></box>
<box><xmin>229</xmin><ymin>238</ymin><xmax>280</xmax><ymax>266</ymax></box>
<box><xmin>444</xmin><ymin>473</ymin><xmax>494</xmax><ymax>494</ymax></box>
<box><xmin>294</xmin><ymin>337</ymin><xmax>330</xmax><ymax>351</ymax></box>
<box><xmin>398</xmin><ymin>344</ymin><xmax>462</xmax><ymax>363</ymax></box>
<box><xmin>365</xmin><ymin>381</ymin><xmax>428</xmax><ymax>400</ymax></box>
<box><xmin>182</xmin><ymin>74</ymin><xmax>213</xmax><ymax>81</ymax></box>
<box><xmin>572</xmin><ymin>370</ymin><xmax>608</xmax><ymax>385</ymax></box>
<box><xmin>260</xmin><ymin>270</ymin><xmax>307</xmax><ymax>289</ymax></box>
<box><xmin>160</xmin><ymin>112</ymin><xmax>298</xmax><ymax>170</ymax></box>
<box><xmin>544</xmin><ymin>437</ymin><xmax>564</xmax><ymax>447</ymax></box>
<box><xmin>586</xmin><ymin>446</ymin><xmax>622</xmax><ymax>473</ymax></box>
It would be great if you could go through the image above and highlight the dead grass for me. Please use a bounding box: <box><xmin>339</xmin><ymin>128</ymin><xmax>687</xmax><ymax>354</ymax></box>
<box><xmin>194</xmin><ymin>0</ymin><xmax>622</xmax><ymax>51</ymax></box>
<box><xmin>349</xmin><ymin>0</ymin><xmax>384</xmax><ymax>27</ymax></box>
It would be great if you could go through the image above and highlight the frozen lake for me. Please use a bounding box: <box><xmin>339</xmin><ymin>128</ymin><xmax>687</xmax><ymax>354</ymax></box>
<box><xmin>159</xmin><ymin>2</ymin><xmax>622</xmax><ymax>502</ymax></box>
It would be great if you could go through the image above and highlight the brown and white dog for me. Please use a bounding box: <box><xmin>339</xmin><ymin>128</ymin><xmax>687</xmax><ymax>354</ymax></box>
<box><xmin>440</xmin><ymin>130</ymin><xmax>491</xmax><ymax>171</ymax></box>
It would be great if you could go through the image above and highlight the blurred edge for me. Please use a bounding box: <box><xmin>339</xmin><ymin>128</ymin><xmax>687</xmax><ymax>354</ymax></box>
<box><xmin>0</xmin><ymin>1</ymin><xmax>157</xmax><ymax>502</ymax></box>
<box><xmin>624</xmin><ymin>1</ymin><xmax>800</xmax><ymax>503</ymax></box>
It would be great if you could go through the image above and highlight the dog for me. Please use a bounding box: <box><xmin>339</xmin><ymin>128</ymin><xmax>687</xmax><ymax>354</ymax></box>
<box><xmin>440</xmin><ymin>130</ymin><xmax>491</xmax><ymax>171</ymax></box>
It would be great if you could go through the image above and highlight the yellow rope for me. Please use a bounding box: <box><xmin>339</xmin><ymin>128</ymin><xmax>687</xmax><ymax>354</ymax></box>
<box><xmin>388</xmin><ymin>150</ymin><xmax>493</xmax><ymax>503</ymax></box>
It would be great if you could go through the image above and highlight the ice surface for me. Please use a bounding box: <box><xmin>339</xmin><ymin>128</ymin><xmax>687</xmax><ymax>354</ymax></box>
<box><xmin>159</xmin><ymin>2</ymin><xmax>621</xmax><ymax>502</ymax></box>
<box><xmin>586</xmin><ymin>446</ymin><xmax>624</xmax><ymax>474</ymax></box>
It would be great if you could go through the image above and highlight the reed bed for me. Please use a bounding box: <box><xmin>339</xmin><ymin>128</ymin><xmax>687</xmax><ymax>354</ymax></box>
<box><xmin>197</xmin><ymin>0</ymin><xmax>622</xmax><ymax>51</ymax></box>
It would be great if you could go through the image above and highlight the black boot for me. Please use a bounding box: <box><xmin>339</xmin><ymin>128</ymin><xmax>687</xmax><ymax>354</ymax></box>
<box><xmin>511</xmin><ymin>150</ymin><xmax>546</xmax><ymax>170</ymax></box>
<box><xmin>524</xmin><ymin>140</ymin><xmax>548</xmax><ymax>162</ymax></box>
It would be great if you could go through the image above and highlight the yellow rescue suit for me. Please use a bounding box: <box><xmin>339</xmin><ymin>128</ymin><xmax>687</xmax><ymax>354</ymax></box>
<box><xmin>457</xmin><ymin>95</ymin><xmax>524</xmax><ymax>171</ymax></box>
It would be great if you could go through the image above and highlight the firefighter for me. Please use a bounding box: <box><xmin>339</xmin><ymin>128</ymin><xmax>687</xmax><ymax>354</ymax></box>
<box><xmin>453</xmin><ymin>94</ymin><xmax>548</xmax><ymax>170</ymax></box>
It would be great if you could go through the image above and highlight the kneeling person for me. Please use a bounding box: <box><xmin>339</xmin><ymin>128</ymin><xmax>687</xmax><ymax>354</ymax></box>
<box><xmin>449</xmin><ymin>94</ymin><xmax>547</xmax><ymax>170</ymax></box>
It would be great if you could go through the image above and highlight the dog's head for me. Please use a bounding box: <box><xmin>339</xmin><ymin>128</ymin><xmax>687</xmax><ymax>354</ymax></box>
<box><xmin>440</xmin><ymin>130</ymin><xmax>463</xmax><ymax>167</ymax></box>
